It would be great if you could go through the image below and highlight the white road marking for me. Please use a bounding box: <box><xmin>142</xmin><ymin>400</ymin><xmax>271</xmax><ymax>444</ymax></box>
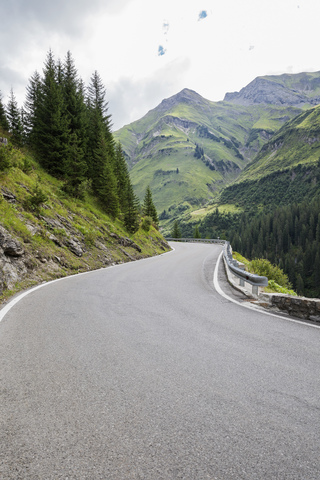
<box><xmin>213</xmin><ymin>251</ymin><xmax>320</xmax><ymax>330</ymax></box>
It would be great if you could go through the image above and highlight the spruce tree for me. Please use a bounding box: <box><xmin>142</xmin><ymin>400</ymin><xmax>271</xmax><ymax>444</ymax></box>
<box><xmin>114</xmin><ymin>142</ymin><xmax>130</xmax><ymax>212</ymax></box>
<box><xmin>24</xmin><ymin>71</ymin><xmax>42</xmax><ymax>145</ymax></box>
<box><xmin>61</xmin><ymin>51</ymin><xmax>88</xmax><ymax>194</ymax></box>
<box><xmin>143</xmin><ymin>185</ymin><xmax>158</xmax><ymax>226</ymax></box>
<box><xmin>93</xmin><ymin>135</ymin><xmax>119</xmax><ymax>217</ymax></box>
<box><xmin>6</xmin><ymin>88</ymin><xmax>24</xmax><ymax>146</ymax></box>
<box><xmin>194</xmin><ymin>225</ymin><xmax>201</xmax><ymax>238</ymax></box>
<box><xmin>171</xmin><ymin>220</ymin><xmax>181</xmax><ymax>239</ymax></box>
<box><xmin>0</xmin><ymin>91</ymin><xmax>9</xmax><ymax>131</ymax></box>
<box><xmin>86</xmin><ymin>70</ymin><xmax>114</xmax><ymax>188</ymax></box>
<box><xmin>36</xmin><ymin>50</ymin><xmax>70</xmax><ymax>176</ymax></box>
<box><xmin>63</xmin><ymin>133</ymin><xmax>87</xmax><ymax>199</ymax></box>
<box><xmin>123</xmin><ymin>182</ymin><xmax>140</xmax><ymax>233</ymax></box>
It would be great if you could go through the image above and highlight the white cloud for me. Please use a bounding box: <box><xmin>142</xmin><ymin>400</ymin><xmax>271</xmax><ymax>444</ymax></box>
<box><xmin>0</xmin><ymin>0</ymin><xmax>320</xmax><ymax>130</ymax></box>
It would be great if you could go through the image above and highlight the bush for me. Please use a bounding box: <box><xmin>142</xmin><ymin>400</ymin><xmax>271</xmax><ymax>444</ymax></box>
<box><xmin>248</xmin><ymin>258</ymin><xmax>291</xmax><ymax>288</ymax></box>
<box><xmin>266</xmin><ymin>280</ymin><xmax>297</xmax><ymax>296</ymax></box>
<box><xmin>22</xmin><ymin>156</ymin><xmax>33</xmax><ymax>174</ymax></box>
<box><xmin>141</xmin><ymin>216</ymin><xmax>153</xmax><ymax>232</ymax></box>
<box><xmin>25</xmin><ymin>184</ymin><xmax>48</xmax><ymax>213</ymax></box>
<box><xmin>0</xmin><ymin>145</ymin><xmax>11</xmax><ymax>171</ymax></box>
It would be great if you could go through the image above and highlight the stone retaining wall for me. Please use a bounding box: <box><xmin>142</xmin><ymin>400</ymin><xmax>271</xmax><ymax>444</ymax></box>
<box><xmin>224</xmin><ymin>255</ymin><xmax>320</xmax><ymax>323</ymax></box>
<box><xmin>259</xmin><ymin>292</ymin><xmax>320</xmax><ymax>323</ymax></box>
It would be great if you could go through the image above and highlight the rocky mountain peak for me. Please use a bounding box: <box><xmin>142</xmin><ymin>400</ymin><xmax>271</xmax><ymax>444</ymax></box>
<box><xmin>157</xmin><ymin>88</ymin><xmax>205</xmax><ymax>112</ymax></box>
<box><xmin>224</xmin><ymin>72</ymin><xmax>320</xmax><ymax>107</ymax></box>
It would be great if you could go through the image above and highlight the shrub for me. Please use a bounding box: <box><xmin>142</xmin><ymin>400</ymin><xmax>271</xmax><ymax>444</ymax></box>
<box><xmin>248</xmin><ymin>258</ymin><xmax>291</xmax><ymax>288</ymax></box>
<box><xmin>0</xmin><ymin>144</ymin><xmax>11</xmax><ymax>171</ymax></box>
<box><xmin>25</xmin><ymin>184</ymin><xmax>48</xmax><ymax>213</ymax></box>
<box><xmin>141</xmin><ymin>216</ymin><xmax>153</xmax><ymax>232</ymax></box>
<box><xmin>266</xmin><ymin>280</ymin><xmax>297</xmax><ymax>296</ymax></box>
<box><xmin>22</xmin><ymin>156</ymin><xmax>33</xmax><ymax>174</ymax></box>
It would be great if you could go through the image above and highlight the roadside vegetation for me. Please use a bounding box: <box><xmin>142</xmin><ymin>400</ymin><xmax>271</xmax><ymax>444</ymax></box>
<box><xmin>232</xmin><ymin>252</ymin><xmax>297</xmax><ymax>296</ymax></box>
<box><xmin>0</xmin><ymin>50</ymin><xmax>168</xmax><ymax>304</ymax></box>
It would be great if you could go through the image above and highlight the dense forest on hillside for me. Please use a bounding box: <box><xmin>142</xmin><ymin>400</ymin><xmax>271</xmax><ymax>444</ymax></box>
<box><xmin>220</xmin><ymin>161</ymin><xmax>320</xmax><ymax>207</ymax></box>
<box><xmin>176</xmin><ymin>198</ymin><xmax>320</xmax><ymax>298</ymax></box>
<box><xmin>228</xmin><ymin>199</ymin><xmax>320</xmax><ymax>298</ymax></box>
<box><xmin>0</xmin><ymin>50</ymin><xmax>156</xmax><ymax>234</ymax></box>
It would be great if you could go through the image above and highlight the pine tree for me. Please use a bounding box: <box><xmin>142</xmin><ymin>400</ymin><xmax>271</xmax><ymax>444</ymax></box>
<box><xmin>123</xmin><ymin>182</ymin><xmax>140</xmax><ymax>233</ymax></box>
<box><xmin>194</xmin><ymin>225</ymin><xmax>201</xmax><ymax>238</ymax></box>
<box><xmin>0</xmin><ymin>91</ymin><xmax>9</xmax><ymax>131</ymax></box>
<box><xmin>24</xmin><ymin>70</ymin><xmax>42</xmax><ymax>144</ymax></box>
<box><xmin>86</xmin><ymin>70</ymin><xmax>115</xmax><ymax>190</ymax></box>
<box><xmin>62</xmin><ymin>133</ymin><xmax>87</xmax><ymax>199</ymax></box>
<box><xmin>114</xmin><ymin>142</ymin><xmax>130</xmax><ymax>213</ymax></box>
<box><xmin>172</xmin><ymin>220</ymin><xmax>181</xmax><ymax>239</ymax></box>
<box><xmin>143</xmin><ymin>185</ymin><xmax>158</xmax><ymax>227</ymax></box>
<box><xmin>93</xmin><ymin>136</ymin><xmax>119</xmax><ymax>217</ymax></box>
<box><xmin>36</xmin><ymin>50</ymin><xmax>70</xmax><ymax>176</ymax></box>
<box><xmin>6</xmin><ymin>88</ymin><xmax>24</xmax><ymax>146</ymax></box>
<box><xmin>61</xmin><ymin>52</ymin><xmax>88</xmax><ymax>194</ymax></box>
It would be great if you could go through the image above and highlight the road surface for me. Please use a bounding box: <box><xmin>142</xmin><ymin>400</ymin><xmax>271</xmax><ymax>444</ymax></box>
<box><xmin>1</xmin><ymin>242</ymin><xmax>320</xmax><ymax>479</ymax></box>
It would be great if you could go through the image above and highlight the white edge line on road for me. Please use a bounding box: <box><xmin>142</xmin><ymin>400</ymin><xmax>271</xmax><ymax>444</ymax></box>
<box><xmin>214</xmin><ymin>250</ymin><xmax>320</xmax><ymax>330</ymax></box>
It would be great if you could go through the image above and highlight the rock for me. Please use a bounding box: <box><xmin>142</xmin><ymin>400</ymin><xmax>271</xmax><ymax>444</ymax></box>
<box><xmin>40</xmin><ymin>215</ymin><xmax>65</xmax><ymax>231</ymax></box>
<box><xmin>224</xmin><ymin>76</ymin><xmax>320</xmax><ymax>107</ymax></box>
<box><xmin>48</xmin><ymin>233</ymin><xmax>63</xmax><ymax>247</ymax></box>
<box><xmin>110</xmin><ymin>233</ymin><xmax>142</xmax><ymax>253</ymax></box>
<box><xmin>1</xmin><ymin>188</ymin><xmax>16</xmax><ymax>203</ymax></box>
<box><xmin>119</xmin><ymin>236</ymin><xmax>142</xmax><ymax>252</ymax></box>
<box><xmin>64</xmin><ymin>238</ymin><xmax>84</xmax><ymax>257</ymax></box>
<box><xmin>0</xmin><ymin>226</ymin><xmax>24</xmax><ymax>256</ymax></box>
<box><xmin>24</xmin><ymin>221</ymin><xmax>39</xmax><ymax>236</ymax></box>
<box><xmin>0</xmin><ymin>137</ymin><xmax>8</xmax><ymax>145</ymax></box>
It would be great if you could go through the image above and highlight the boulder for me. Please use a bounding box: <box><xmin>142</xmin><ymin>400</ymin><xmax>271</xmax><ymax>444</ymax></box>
<box><xmin>0</xmin><ymin>226</ymin><xmax>24</xmax><ymax>257</ymax></box>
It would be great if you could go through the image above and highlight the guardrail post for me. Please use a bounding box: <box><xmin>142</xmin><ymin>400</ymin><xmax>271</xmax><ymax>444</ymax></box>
<box><xmin>252</xmin><ymin>285</ymin><xmax>258</xmax><ymax>295</ymax></box>
<box><xmin>239</xmin><ymin>278</ymin><xmax>245</xmax><ymax>287</ymax></box>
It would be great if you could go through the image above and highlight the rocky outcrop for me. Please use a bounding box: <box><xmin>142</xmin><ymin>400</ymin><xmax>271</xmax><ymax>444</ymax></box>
<box><xmin>224</xmin><ymin>76</ymin><xmax>320</xmax><ymax>107</ymax></box>
<box><xmin>0</xmin><ymin>226</ymin><xmax>24</xmax><ymax>257</ymax></box>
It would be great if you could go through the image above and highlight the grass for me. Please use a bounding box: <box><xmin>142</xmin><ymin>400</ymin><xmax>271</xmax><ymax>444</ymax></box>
<box><xmin>0</xmin><ymin>141</ymin><xmax>170</xmax><ymax>305</ymax></box>
<box><xmin>114</xmin><ymin>88</ymin><xmax>307</xmax><ymax>228</ymax></box>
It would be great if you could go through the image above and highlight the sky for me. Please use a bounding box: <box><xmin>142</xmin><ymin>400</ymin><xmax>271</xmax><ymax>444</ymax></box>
<box><xmin>1</xmin><ymin>0</ymin><xmax>320</xmax><ymax>131</ymax></box>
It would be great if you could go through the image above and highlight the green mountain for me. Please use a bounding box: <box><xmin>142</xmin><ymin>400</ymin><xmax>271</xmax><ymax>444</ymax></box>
<box><xmin>114</xmin><ymin>72</ymin><xmax>320</xmax><ymax>229</ymax></box>
<box><xmin>220</xmin><ymin>104</ymin><xmax>320</xmax><ymax>207</ymax></box>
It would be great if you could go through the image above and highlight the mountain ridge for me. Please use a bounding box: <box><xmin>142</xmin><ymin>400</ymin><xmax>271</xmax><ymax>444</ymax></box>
<box><xmin>224</xmin><ymin>71</ymin><xmax>320</xmax><ymax>106</ymax></box>
<box><xmin>114</xmin><ymin>70</ymin><xmax>320</xmax><ymax>231</ymax></box>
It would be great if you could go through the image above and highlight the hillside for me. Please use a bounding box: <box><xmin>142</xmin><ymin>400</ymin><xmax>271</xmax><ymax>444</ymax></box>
<box><xmin>224</xmin><ymin>71</ymin><xmax>320</xmax><ymax>107</ymax></box>
<box><xmin>114</xmin><ymin>85</ymin><xmax>305</xmax><ymax>227</ymax></box>
<box><xmin>220</xmin><ymin>104</ymin><xmax>320</xmax><ymax>206</ymax></box>
<box><xmin>0</xmin><ymin>138</ymin><xmax>169</xmax><ymax>305</ymax></box>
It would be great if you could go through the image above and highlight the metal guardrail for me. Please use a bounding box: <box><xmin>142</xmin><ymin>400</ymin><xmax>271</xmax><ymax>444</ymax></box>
<box><xmin>223</xmin><ymin>242</ymin><xmax>268</xmax><ymax>294</ymax></box>
<box><xmin>166</xmin><ymin>237</ymin><xmax>226</xmax><ymax>244</ymax></box>
<box><xmin>166</xmin><ymin>237</ymin><xmax>268</xmax><ymax>294</ymax></box>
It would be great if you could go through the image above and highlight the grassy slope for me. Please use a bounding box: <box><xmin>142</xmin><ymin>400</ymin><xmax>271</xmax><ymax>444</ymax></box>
<box><xmin>233</xmin><ymin>105</ymin><xmax>320</xmax><ymax>182</ymax></box>
<box><xmin>114</xmin><ymin>90</ymin><xmax>302</xmax><ymax>230</ymax></box>
<box><xmin>0</xmin><ymin>137</ymin><xmax>170</xmax><ymax>304</ymax></box>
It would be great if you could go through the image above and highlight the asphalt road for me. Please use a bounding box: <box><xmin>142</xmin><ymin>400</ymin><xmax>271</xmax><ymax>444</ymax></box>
<box><xmin>1</xmin><ymin>242</ymin><xmax>320</xmax><ymax>479</ymax></box>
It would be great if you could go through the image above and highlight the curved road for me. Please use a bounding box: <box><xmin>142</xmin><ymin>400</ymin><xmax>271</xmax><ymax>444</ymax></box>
<box><xmin>1</xmin><ymin>242</ymin><xmax>320</xmax><ymax>479</ymax></box>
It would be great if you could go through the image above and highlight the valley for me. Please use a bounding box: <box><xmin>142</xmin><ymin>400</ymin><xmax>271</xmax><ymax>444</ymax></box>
<box><xmin>114</xmin><ymin>72</ymin><xmax>320</xmax><ymax>233</ymax></box>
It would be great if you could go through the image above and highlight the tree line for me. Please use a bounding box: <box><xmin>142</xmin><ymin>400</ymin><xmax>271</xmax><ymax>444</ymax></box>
<box><xmin>0</xmin><ymin>50</ymin><xmax>158</xmax><ymax>233</ymax></box>
<box><xmin>228</xmin><ymin>198</ymin><xmax>320</xmax><ymax>297</ymax></box>
<box><xmin>173</xmin><ymin>198</ymin><xmax>320</xmax><ymax>298</ymax></box>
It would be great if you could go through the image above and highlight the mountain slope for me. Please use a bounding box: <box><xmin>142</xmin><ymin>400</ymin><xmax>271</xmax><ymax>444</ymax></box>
<box><xmin>220</xmin><ymin>104</ymin><xmax>320</xmax><ymax>206</ymax></box>
<box><xmin>0</xmin><ymin>137</ymin><xmax>169</xmax><ymax>304</ymax></box>
<box><xmin>114</xmin><ymin>86</ymin><xmax>304</xmax><ymax>222</ymax></box>
<box><xmin>224</xmin><ymin>71</ymin><xmax>320</xmax><ymax>107</ymax></box>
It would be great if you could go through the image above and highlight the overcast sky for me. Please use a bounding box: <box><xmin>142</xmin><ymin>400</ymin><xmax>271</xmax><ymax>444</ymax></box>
<box><xmin>1</xmin><ymin>0</ymin><xmax>319</xmax><ymax>130</ymax></box>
